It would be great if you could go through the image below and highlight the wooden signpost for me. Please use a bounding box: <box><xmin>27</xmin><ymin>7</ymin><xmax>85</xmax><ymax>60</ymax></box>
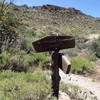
<box><xmin>32</xmin><ymin>35</ymin><xmax>75</xmax><ymax>99</ymax></box>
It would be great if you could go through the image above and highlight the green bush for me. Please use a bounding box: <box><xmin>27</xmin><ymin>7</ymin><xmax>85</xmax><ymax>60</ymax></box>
<box><xmin>33</xmin><ymin>53</ymin><xmax>50</xmax><ymax>66</ymax></box>
<box><xmin>0</xmin><ymin>51</ymin><xmax>11</xmax><ymax>70</ymax></box>
<box><xmin>0</xmin><ymin>50</ymin><xmax>35</xmax><ymax>71</ymax></box>
<box><xmin>71</xmin><ymin>57</ymin><xmax>95</xmax><ymax>74</ymax></box>
<box><xmin>20</xmin><ymin>39</ymin><xmax>33</xmax><ymax>51</ymax></box>
<box><xmin>17</xmin><ymin>28</ymin><xmax>34</xmax><ymax>52</ymax></box>
<box><xmin>0</xmin><ymin>71</ymin><xmax>52</xmax><ymax>100</ymax></box>
<box><xmin>0</xmin><ymin>50</ymin><xmax>50</xmax><ymax>72</ymax></box>
<box><xmin>86</xmin><ymin>53</ymin><xmax>97</xmax><ymax>61</ymax></box>
<box><xmin>9</xmin><ymin>54</ymin><xmax>35</xmax><ymax>72</ymax></box>
<box><xmin>89</xmin><ymin>37</ymin><xmax>100</xmax><ymax>58</ymax></box>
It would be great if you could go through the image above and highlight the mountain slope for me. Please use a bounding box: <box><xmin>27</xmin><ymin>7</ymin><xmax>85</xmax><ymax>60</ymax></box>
<box><xmin>11</xmin><ymin>4</ymin><xmax>100</xmax><ymax>35</ymax></box>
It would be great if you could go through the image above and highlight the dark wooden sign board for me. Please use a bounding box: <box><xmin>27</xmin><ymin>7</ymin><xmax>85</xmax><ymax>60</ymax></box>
<box><xmin>32</xmin><ymin>35</ymin><xmax>75</xmax><ymax>99</ymax></box>
<box><xmin>32</xmin><ymin>35</ymin><xmax>75</xmax><ymax>52</ymax></box>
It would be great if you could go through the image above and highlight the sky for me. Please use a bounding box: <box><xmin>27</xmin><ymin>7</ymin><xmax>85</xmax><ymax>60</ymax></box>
<box><xmin>5</xmin><ymin>0</ymin><xmax>100</xmax><ymax>17</ymax></box>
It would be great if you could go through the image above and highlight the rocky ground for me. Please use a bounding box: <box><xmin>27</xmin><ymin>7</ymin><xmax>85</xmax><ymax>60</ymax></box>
<box><xmin>59</xmin><ymin>68</ymin><xmax>100</xmax><ymax>100</ymax></box>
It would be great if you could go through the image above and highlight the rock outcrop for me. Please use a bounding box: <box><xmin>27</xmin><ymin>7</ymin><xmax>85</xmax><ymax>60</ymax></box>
<box><xmin>36</xmin><ymin>4</ymin><xmax>82</xmax><ymax>14</ymax></box>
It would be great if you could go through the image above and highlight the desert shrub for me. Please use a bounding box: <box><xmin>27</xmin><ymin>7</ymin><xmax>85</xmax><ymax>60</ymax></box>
<box><xmin>86</xmin><ymin>53</ymin><xmax>97</xmax><ymax>61</ymax></box>
<box><xmin>71</xmin><ymin>57</ymin><xmax>95</xmax><ymax>74</ymax></box>
<box><xmin>60</xmin><ymin>82</ymin><xmax>81</xmax><ymax>100</ymax></box>
<box><xmin>60</xmin><ymin>82</ymin><xmax>79</xmax><ymax>96</ymax></box>
<box><xmin>0</xmin><ymin>1</ymin><xmax>20</xmax><ymax>53</ymax></box>
<box><xmin>20</xmin><ymin>38</ymin><xmax>33</xmax><ymax>52</ymax></box>
<box><xmin>0</xmin><ymin>71</ymin><xmax>52</xmax><ymax>100</ymax></box>
<box><xmin>17</xmin><ymin>28</ymin><xmax>33</xmax><ymax>38</ymax></box>
<box><xmin>88</xmin><ymin>37</ymin><xmax>100</xmax><ymax>58</ymax></box>
<box><xmin>0</xmin><ymin>50</ymin><xmax>35</xmax><ymax>71</ymax></box>
<box><xmin>0</xmin><ymin>14</ymin><xmax>19</xmax><ymax>52</ymax></box>
<box><xmin>0</xmin><ymin>51</ymin><xmax>11</xmax><ymax>70</ymax></box>
<box><xmin>9</xmin><ymin>54</ymin><xmax>35</xmax><ymax>72</ymax></box>
<box><xmin>64</xmin><ymin>48</ymin><xmax>79</xmax><ymax>57</ymax></box>
<box><xmin>76</xmin><ymin>36</ymin><xmax>88</xmax><ymax>49</ymax></box>
<box><xmin>0</xmin><ymin>50</ymin><xmax>50</xmax><ymax>72</ymax></box>
<box><xmin>33</xmin><ymin>53</ymin><xmax>50</xmax><ymax>66</ymax></box>
<box><xmin>16</xmin><ymin>27</ymin><xmax>34</xmax><ymax>52</ymax></box>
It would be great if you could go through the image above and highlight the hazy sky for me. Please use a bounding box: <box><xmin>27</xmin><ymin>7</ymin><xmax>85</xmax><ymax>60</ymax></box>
<box><xmin>5</xmin><ymin>0</ymin><xmax>100</xmax><ymax>17</ymax></box>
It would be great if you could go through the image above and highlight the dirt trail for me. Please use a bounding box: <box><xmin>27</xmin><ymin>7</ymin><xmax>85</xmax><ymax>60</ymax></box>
<box><xmin>59</xmin><ymin>70</ymin><xmax>100</xmax><ymax>100</ymax></box>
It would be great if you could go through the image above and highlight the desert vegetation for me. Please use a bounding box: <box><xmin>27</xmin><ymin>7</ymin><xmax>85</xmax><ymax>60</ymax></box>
<box><xmin>0</xmin><ymin>0</ymin><xmax>100</xmax><ymax>100</ymax></box>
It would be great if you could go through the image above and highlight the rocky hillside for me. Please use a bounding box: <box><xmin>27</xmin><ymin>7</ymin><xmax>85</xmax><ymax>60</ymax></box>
<box><xmin>11</xmin><ymin>4</ymin><xmax>100</xmax><ymax>35</ymax></box>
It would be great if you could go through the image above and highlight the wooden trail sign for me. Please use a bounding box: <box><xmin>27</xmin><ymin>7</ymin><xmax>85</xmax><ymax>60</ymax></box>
<box><xmin>32</xmin><ymin>35</ymin><xmax>75</xmax><ymax>52</ymax></box>
<box><xmin>32</xmin><ymin>35</ymin><xmax>75</xmax><ymax>99</ymax></box>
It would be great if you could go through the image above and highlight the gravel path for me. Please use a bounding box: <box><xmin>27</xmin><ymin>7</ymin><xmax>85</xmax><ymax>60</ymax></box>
<box><xmin>59</xmin><ymin>70</ymin><xmax>100</xmax><ymax>100</ymax></box>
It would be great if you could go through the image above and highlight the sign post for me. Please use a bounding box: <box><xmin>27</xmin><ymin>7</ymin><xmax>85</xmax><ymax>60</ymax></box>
<box><xmin>32</xmin><ymin>35</ymin><xmax>75</xmax><ymax>99</ymax></box>
<box><xmin>51</xmin><ymin>50</ymin><xmax>61</xmax><ymax>98</ymax></box>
